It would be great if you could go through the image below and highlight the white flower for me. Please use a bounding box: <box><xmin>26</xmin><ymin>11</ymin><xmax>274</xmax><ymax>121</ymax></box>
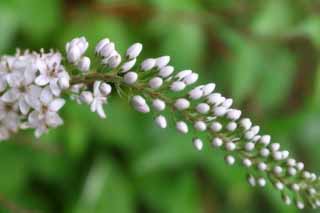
<box><xmin>194</xmin><ymin>121</ymin><xmax>207</xmax><ymax>131</ymax></box>
<box><xmin>99</xmin><ymin>82</ymin><xmax>112</xmax><ymax>96</ymax></box>
<box><xmin>90</xmin><ymin>81</ymin><xmax>107</xmax><ymax>118</ymax></box>
<box><xmin>176</xmin><ymin>70</ymin><xmax>192</xmax><ymax>80</ymax></box>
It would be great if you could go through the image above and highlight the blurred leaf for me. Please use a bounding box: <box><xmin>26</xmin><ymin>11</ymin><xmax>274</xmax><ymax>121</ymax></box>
<box><xmin>0</xmin><ymin>7</ymin><xmax>18</xmax><ymax>53</ymax></box>
<box><xmin>256</xmin><ymin>48</ymin><xmax>296</xmax><ymax>110</ymax></box>
<box><xmin>73</xmin><ymin>157</ymin><xmax>134</xmax><ymax>213</ymax></box>
<box><xmin>251</xmin><ymin>0</ymin><xmax>295</xmax><ymax>36</ymax></box>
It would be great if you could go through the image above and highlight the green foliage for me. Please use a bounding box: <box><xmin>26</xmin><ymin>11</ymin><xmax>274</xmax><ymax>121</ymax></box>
<box><xmin>0</xmin><ymin>0</ymin><xmax>320</xmax><ymax>212</ymax></box>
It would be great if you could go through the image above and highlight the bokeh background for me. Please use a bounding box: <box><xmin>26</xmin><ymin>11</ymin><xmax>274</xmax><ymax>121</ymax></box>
<box><xmin>0</xmin><ymin>0</ymin><xmax>320</xmax><ymax>212</ymax></box>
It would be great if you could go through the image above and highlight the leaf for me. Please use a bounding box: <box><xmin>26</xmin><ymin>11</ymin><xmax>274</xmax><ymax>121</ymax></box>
<box><xmin>73</xmin><ymin>157</ymin><xmax>134</xmax><ymax>213</ymax></box>
<box><xmin>251</xmin><ymin>0</ymin><xmax>295</xmax><ymax>36</ymax></box>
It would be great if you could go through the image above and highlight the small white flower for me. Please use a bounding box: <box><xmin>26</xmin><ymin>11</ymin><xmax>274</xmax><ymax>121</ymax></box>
<box><xmin>207</xmin><ymin>93</ymin><xmax>223</xmax><ymax>105</ymax></box>
<box><xmin>107</xmin><ymin>54</ymin><xmax>122</xmax><ymax>68</ymax></box>
<box><xmin>124</xmin><ymin>72</ymin><xmax>138</xmax><ymax>85</ymax></box>
<box><xmin>126</xmin><ymin>43</ymin><xmax>143</xmax><ymax>59</ymax></box>
<box><xmin>242</xmin><ymin>158</ymin><xmax>252</xmax><ymax>167</ymax></box>
<box><xmin>196</xmin><ymin>103</ymin><xmax>210</xmax><ymax>114</ymax></box>
<box><xmin>90</xmin><ymin>81</ymin><xmax>107</xmax><ymax>118</ymax></box>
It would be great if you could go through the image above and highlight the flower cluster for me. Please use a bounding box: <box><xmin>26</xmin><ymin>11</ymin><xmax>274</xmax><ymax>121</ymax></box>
<box><xmin>0</xmin><ymin>50</ymin><xmax>69</xmax><ymax>139</ymax></box>
<box><xmin>0</xmin><ymin>36</ymin><xmax>319</xmax><ymax>209</ymax></box>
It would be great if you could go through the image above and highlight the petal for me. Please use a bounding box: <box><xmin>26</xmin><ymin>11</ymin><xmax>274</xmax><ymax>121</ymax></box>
<box><xmin>90</xmin><ymin>99</ymin><xmax>97</xmax><ymax>112</ymax></box>
<box><xmin>93</xmin><ymin>81</ymin><xmax>101</xmax><ymax>97</ymax></box>
<box><xmin>45</xmin><ymin>112</ymin><xmax>63</xmax><ymax>127</ymax></box>
<box><xmin>6</xmin><ymin>72</ymin><xmax>23</xmax><ymax>87</ymax></box>
<box><xmin>96</xmin><ymin>103</ymin><xmax>106</xmax><ymax>118</ymax></box>
<box><xmin>1</xmin><ymin>89</ymin><xmax>19</xmax><ymax>102</ymax></box>
<box><xmin>49</xmin><ymin>98</ymin><xmax>65</xmax><ymax>112</ymax></box>
<box><xmin>19</xmin><ymin>98</ymin><xmax>30</xmax><ymax>115</ymax></box>
<box><xmin>40</xmin><ymin>87</ymin><xmax>53</xmax><ymax>105</ymax></box>
<box><xmin>50</xmin><ymin>80</ymin><xmax>61</xmax><ymax>96</ymax></box>
<box><xmin>35</xmin><ymin>74</ymin><xmax>50</xmax><ymax>86</ymax></box>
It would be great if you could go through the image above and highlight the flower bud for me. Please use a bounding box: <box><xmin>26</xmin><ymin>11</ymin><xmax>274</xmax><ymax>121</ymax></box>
<box><xmin>152</xmin><ymin>99</ymin><xmax>166</xmax><ymax>111</ymax></box>
<box><xmin>174</xmin><ymin>98</ymin><xmax>190</xmax><ymax>110</ymax></box>
<box><xmin>99</xmin><ymin>83</ymin><xmax>112</xmax><ymax>96</ymax></box>
<box><xmin>183</xmin><ymin>73</ymin><xmax>198</xmax><ymax>85</ymax></box>
<box><xmin>124</xmin><ymin>72</ymin><xmax>138</xmax><ymax>85</ymax></box>
<box><xmin>155</xmin><ymin>115</ymin><xmax>167</xmax><ymax>129</ymax></box>
<box><xmin>170</xmin><ymin>81</ymin><xmax>186</xmax><ymax>92</ymax></box>
<box><xmin>202</xmin><ymin>83</ymin><xmax>215</xmax><ymax>96</ymax></box>
<box><xmin>159</xmin><ymin>66</ymin><xmax>174</xmax><ymax>78</ymax></box>
<box><xmin>121</xmin><ymin>59</ymin><xmax>136</xmax><ymax>73</ymax></box>
<box><xmin>193</xmin><ymin>138</ymin><xmax>203</xmax><ymax>151</ymax></box>
<box><xmin>95</xmin><ymin>38</ymin><xmax>110</xmax><ymax>54</ymax></box>
<box><xmin>194</xmin><ymin>121</ymin><xmax>207</xmax><ymax>131</ymax></box>
<box><xmin>132</xmin><ymin>96</ymin><xmax>150</xmax><ymax>113</ymax></box>
<box><xmin>176</xmin><ymin>121</ymin><xmax>188</xmax><ymax>134</ymax></box>
<box><xmin>148</xmin><ymin>77</ymin><xmax>163</xmax><ymax>89</ymax></box>
<box><xmin>80</xmin><ymin>91</ymin><xmax>93</xmax><ymax>104</ymax></box>
<box><xmin>126</xmin><ymin>43</ymin><xmax>143</xmax><ymax>59</ymax></box>
<box><xmin>141</xmin><ymin>58</ymin><xmax>156</xmax><ymax>71</ymax></box>
<box><xmin>155</xmin><ymin>56</ymin><xmax>170</xmax><ymax>69</ymax></box>
<box><xmin>100</xmin><ymin>42</ymin><xmax>115</xmax><ymax>58</ymax></box>
<box><xmin>196</xmin><ymin>103</ymin><xmax>210</xmax><ymax>114</ymax></box>
<box><xmin>212</xmin><ymin>137</ymin><xmax>223</xmax><ymax>147</ymax></box>
<box><xmin>77</xmin><ymin>56</ymin><xmax>91</xmax><ymax>72</ymax></box>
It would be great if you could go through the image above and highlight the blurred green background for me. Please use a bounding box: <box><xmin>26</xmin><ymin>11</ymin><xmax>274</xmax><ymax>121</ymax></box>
<box><xmin>1</xmin><ymin>0</ymin><xmax>320</xmax><ymax>212</ymax></box>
